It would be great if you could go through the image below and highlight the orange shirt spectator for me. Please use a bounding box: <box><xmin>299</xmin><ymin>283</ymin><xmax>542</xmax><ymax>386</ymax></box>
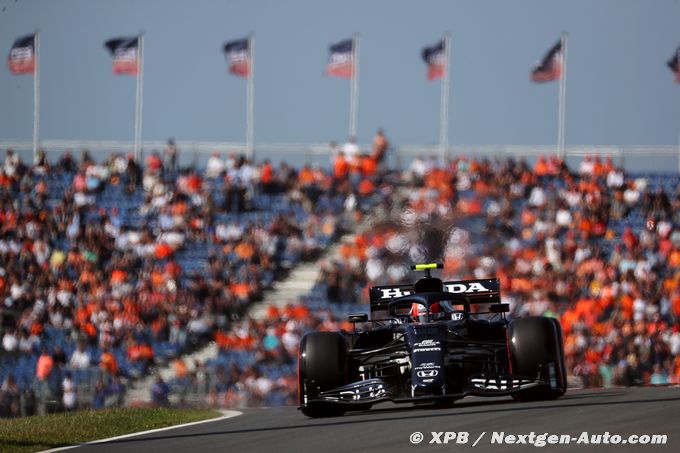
<box><xmin>164</xmin><ymin>260</ymin><xmax>182</xmax><ymax>279</ymax></box>
<box><xmin>602</xmin><ymin>156</ymin><xmax>615</xmax><ymax>174</ymax></box>
<box><xmin>266</xmin><ymin>306</ymin><xmax>280</xmax><ymax>319</ymax></box>
<box><xmin>592</xmin><ymin>156</ymin><xmax>604</xmax><ymax>177</ymax></box>
<box><xmin>187</xmin><ymin>173</ymin><xmax>202</xmax><ymax>193</ymax></box>
<box><xmin>231</xmin><ymin>281</ymin><xmax>251</xmax><ymax>300</ymax></box>
<box><xmin>155</xmin><ymin>242</ymin><xmax>172</xmax><ymax>260</ymax></box>
<box><xmin>140</xmin><ymin>343</ymin><xmax>154</xmax><ymax>360</ymax></box>
<box><xmin>534</xmin><ymin>156</ymin><xmax>549</xmax><ymax>176</ymax></box>
<box><xmin>100</xmin><ymin>350</ymin><xmax>118</xmax><ymax>376</ymax></box>
<box><xmin>146</xmin><ymin>153</ymin><xmax>163</xmax><ymax>172</ymax></box>
<box><xmin>82</xmin><ymin>321</ymin><xmax>97</xmax><ymax>339</ymax></box>
<box><xmin>36</xmin><ymin>351</ymin><xmax>53</xmax><ymax>381</ymax></box>
<box><xmin>78</xmin><ymin>268</ymin><xmax>96</xmax><ymax>287</ymax></box>
<box><xmin>360</xmin><ymin>155</ymin><xmax>377</xmax><ymax>177</ymax></box>
<box><xmin>111</xmin><ymin>269</ymin><xmax>127</xmax><ymax>284</ymax></box>
<box><xmin>358</xmin><ymin>178</ymin><xmax>375</xmax><ymax>196</ymax></box>
<box><xmin>669</xmin><ymin>249</ymin><xmax>680</xmax><ymax>268</ymax></box>
<box><xmin>520</xmin><ymin>208</ymin><xmax>537</xmax><ymax>226</ymax></box>
<box><xmin>0</xmin><ymin>172</ymin><xmax>10</xmax><ymax>188</ymax></box>
<box><xmin>128</xmin><ymin>342</ymin><xmax>154</xmax><ymax>363</ymax></box>
<box><xmin>622</xmin><ymin>227</ymin><xmax>638</xmax><ymax>250</ymax></box>
<box><xmin>291</xmin><ymin>304</ymin><xmax>310</xmax><ymax>319</ymax></box>
<box><xmin>31</xmin><ymin>322</ymin><xmax>44</xmax><ymax>337</ymax></box>
<box><xmin>298</xmin><ymin>166</ymin><xmax>314</xmax><ymax>186</ymax></box>
<box><xmin>174</xmin><ymin>359</ymin><xmax>188</xmax><ymax>379</ymax></box>
<box><xmin>333</xmin><ymin>153</ymin><xmax>349</xmax><ymax>180</ymax></box>
<box><xmin>128</xmin><ymin>342</ymin><xmax>144</xmax><ymax>362</ymax></box>
<box><xmin>671</xmin><ymin>294</ymin><xmax>680</xmax><ymax>318</ymax></box>
<box><xmin>151</xmin><ymin>268</ymin><xmax>165</xmax><ymax>287</ymax></box>
<box><xmin>171</xmin><ymin>200</ymin><xmax>188</xmax><ymax>216</ymax></box>
<box><xmin>312</xmin><ymin>167</ymin><xmax>330</xmax><ymax>188</ymax></box>
<box><xmin>73</xmin><ymin>173</ymin><xmax>87</xmax><ymax>192</ymax></box>
<box><xmin>234</xmin><ymin>241</ymin><xmax>255</xmax><ymax>260</ymax></box>
<box><xmin>261</xmin><ymin>161</ymin><xmax>273</xmax><ymax>184</ymax></box>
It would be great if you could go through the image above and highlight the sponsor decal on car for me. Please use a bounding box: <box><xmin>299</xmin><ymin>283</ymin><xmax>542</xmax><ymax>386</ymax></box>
<box><xmin>379</xmin><ymin>287</ymin><xmax>414</xmax><ymax>299</ymax></box>
<box><xmin>470</xmin><ymin>377</ymin><xmax>531</xmax><ymax>391</ymax></box>
<box><xmin>413</xmin><ymin>339</ymin><xmax>442</xmax><ymax>352</ymax></box>
<box><xmin>414</xmin><ymin>362</ymin><xmax>440</xmax><ymax>369</ymax></box>
<box><xmin>444</xmin><ymin>282</ymin><xmax>492</xmax><ymax>293</ymax></box>
<box><xmin>377</xmin><ymin>281</ymin><xmax>493</xmax><ymax>300</ymax></box>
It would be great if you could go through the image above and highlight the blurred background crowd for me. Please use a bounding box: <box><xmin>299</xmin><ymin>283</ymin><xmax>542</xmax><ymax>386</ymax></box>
<box><xmin>0</xmin><ymin>141</ymin><xmax>678</xmax><ymax>416</ymax></box>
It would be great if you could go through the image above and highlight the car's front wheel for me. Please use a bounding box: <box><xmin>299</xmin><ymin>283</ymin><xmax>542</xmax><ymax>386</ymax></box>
<box><xmin>298</xmin><ymin>332</ymin><xmax>348</xmax><ymax>417</ymax></box>
<box><xmin>508</xmin><ymin>316</ymin><xmax>567</xmax><ymax>401</ymax></box>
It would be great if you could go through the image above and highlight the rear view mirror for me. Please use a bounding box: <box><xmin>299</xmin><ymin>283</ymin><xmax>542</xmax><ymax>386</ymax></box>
<box><xmin>348</xmin><ymin>313</ymin><xmax>368</xmax><ymax>323</ymax></box>
<box><xmin>489</xmin><ymin>303</ymin><xmax>510</xmax><ymax>313</ymax></box>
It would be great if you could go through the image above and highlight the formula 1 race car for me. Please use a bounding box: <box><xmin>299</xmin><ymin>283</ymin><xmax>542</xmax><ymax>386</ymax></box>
<box><xmin>298</xmin><ymin>264</ymin><xmax>566</xmax><ymax>417</ymax></box>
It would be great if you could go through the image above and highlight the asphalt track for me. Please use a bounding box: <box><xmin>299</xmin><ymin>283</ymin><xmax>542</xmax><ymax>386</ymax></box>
<box><xmin>73</xmin><ymin>387</ymin><xmax>679</xmax><ymax>453</ymax></box>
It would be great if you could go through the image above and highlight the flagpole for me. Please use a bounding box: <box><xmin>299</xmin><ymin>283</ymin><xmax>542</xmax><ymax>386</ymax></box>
<box><xmin>440</xmin><ymin>33</ymin><xmax>451</xmax><ymax>160</ymax></box>
<box><xmin>33</xmin><ymin>30</ymin><xmax>40</xmax><ymax>164</ymax></box>
<box><xmin>558</xmin><ymin>32</ymin><xmax>568</xmax><ymax>159</ymax></box>
<box><xmin>134</xmin><ymin>33</ymin><xmax>145</xmax><ymax>162</ymax></box>
<box><xmin>349</xmin><ymin>33</ymin><xmax>360</xmax><ymax>139</ymax></box>
<box><xmin>246</xmin><ymin>34</ymin><xmax>255</xmax><ymax>159</ymax></box>
<box><xmin>677</xmin><ymin>76</ymin><xmax>680</xmax><ymax>172</ymax></box>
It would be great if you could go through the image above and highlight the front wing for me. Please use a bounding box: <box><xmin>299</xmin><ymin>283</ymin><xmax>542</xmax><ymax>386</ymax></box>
<box><xmin>304</xmin><ymin>375</ymin><xmax>549</xmax><ymax>406</ymax></box>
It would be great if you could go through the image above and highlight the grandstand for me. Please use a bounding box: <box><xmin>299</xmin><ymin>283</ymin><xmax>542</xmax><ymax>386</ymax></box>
<box><xmin>0</xmin><ymin>148</ymin><xmax>378</xmax><ymax>415</ymax></box>
<box><xmin>197</xmin><ymin>153</ymin><xmax>680</xmax><ymax>406</ymax></box>
<box><xmin>0</xmin><ymin>147</ymin><xmax>679</xmax><ymax>415</ymax></box>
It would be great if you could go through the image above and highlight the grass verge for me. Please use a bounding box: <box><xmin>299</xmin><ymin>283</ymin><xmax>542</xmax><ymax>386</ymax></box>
<box><xmin>0</xmin><ymin>407</ymin><xmax>222</xmax><ymax>453</ymax></box>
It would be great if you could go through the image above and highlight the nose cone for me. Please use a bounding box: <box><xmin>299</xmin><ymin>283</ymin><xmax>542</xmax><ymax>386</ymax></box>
<box><xmin>411</xmin><ymin>381</ymin><xmax>444</xmax><ymax>397</ymax></box>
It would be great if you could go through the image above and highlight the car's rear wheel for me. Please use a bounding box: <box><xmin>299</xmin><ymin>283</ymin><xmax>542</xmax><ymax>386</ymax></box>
<box><xmin>508</xmin><ymin>316</ymin><xmax>567</xmax><ymax>402</ymax></box>
<box><xmin>298</xmin><ymin>332</ymin><xmax>348</xmax><ymax>417</ymax></box>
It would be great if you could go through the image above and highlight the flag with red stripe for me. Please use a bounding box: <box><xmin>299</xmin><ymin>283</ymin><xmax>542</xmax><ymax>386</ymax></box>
<box><xmin>422</xmin><ymin>40</ymin><xmax>445</xmax><ymax>81</ymax></box>
<box><xmin>326</xmin><ymin>39</ymin><xmax>354</xmax><ymax>79</ymax></box>
<box><xmin>668</xmin><ymin>45</ymin><xmax>680</xmax><ymax>83</ymax></box>
<box><xmin>7</xmin><ymin>34</ymin><xmax>36</xmax><ymax>75</ymax></box>
<box><xmin>531</xmin><ymin>39</ymin><xmax>562</xmax><ymax>82</ymax></box>
<box><xmin>104</xmin><ymin>37</ymin><xmax>139</xmax><ymax>75</ymax></box>
<box><xmin>223</xmin><ymin>38</ymin><xmax>250</xmax><ymax>77</ymax></box>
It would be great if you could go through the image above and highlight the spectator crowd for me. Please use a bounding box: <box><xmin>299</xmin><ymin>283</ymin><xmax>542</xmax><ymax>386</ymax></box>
<box><xmin>194</xmin><ymin>152</ymin><xmax>680</xmax><ymax>408</ymax></box>
<box><xmin>1</xmin><ymin>139</ymin><xmax>679</xmax><ymax>413</ymax></box>
<box><xmin>0</xmin><ymin>139</ymin><xmax>386</xmax><ymax>416</ymax></box>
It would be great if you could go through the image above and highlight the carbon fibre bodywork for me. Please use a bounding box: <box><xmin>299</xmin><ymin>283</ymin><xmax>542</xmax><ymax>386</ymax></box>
<box><xmin>298</xmin><ymin>276</ymin><xmax>567</xmax><ymax>416</ymax></box>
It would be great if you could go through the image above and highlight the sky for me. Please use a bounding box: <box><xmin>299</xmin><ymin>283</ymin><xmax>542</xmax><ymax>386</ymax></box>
<box><xmin>0</xmin><ymin>0</ymin><xmax>679</xmax><ymax>148</ymax></box>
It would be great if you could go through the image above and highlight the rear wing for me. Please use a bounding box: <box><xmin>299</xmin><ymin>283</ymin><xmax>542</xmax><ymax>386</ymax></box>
<box><xmin>369</xmin><ymin>278</ymin><xmax>501</xmax><ymax>313</ymax></box>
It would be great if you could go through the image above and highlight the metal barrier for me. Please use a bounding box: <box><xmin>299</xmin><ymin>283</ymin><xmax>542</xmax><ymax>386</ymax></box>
<box><xmin>0</xmin><ymin>139</ymin><xmax>678</xmax><ymax>172</ymax></box>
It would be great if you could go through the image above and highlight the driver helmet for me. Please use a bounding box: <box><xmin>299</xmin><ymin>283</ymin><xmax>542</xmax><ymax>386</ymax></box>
<box><xmin>410</xmin><ymin>302</ymin><xmax>440</xmax><ymax>322</ymax></box>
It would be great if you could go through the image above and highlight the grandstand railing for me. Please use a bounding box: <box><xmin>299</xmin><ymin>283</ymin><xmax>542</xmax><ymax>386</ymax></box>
<box><xmin>0</xmin><ymin>139</ymin><xmax>679</xmax><ymax>172</ymax></box>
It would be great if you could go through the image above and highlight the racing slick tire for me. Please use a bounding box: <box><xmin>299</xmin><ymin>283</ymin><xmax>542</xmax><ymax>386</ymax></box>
<box><xmin>298</xmin><ymin>332</ymin><xmax>348</xmax><ymax>417</ymax></box>
<box><xmin>508</xmin><ymin>316</ymin><xmax>567</xmax><ymax>402</ymax></box>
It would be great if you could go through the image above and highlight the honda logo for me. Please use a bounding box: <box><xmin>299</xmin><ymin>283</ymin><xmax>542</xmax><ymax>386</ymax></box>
<box><xmin>377</xmin><ymin>280</ymin><xmax>493</xmax><ymax>300</ymax></box>
<box><xmin>444</xmin><ymin>282</ymin><xmax>491</xmax><ymax>293</ymax></box>
<box><xmin>379</xmin><ymin>288</ymin><xmax>412</xmax><ymax>299</ymax></box>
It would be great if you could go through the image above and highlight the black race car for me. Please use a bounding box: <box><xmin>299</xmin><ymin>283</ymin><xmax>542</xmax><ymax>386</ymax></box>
<box><xmin>298</xmin><ymin>263</ymin><xmax>566</xmax><ymax>417</ymax></box>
